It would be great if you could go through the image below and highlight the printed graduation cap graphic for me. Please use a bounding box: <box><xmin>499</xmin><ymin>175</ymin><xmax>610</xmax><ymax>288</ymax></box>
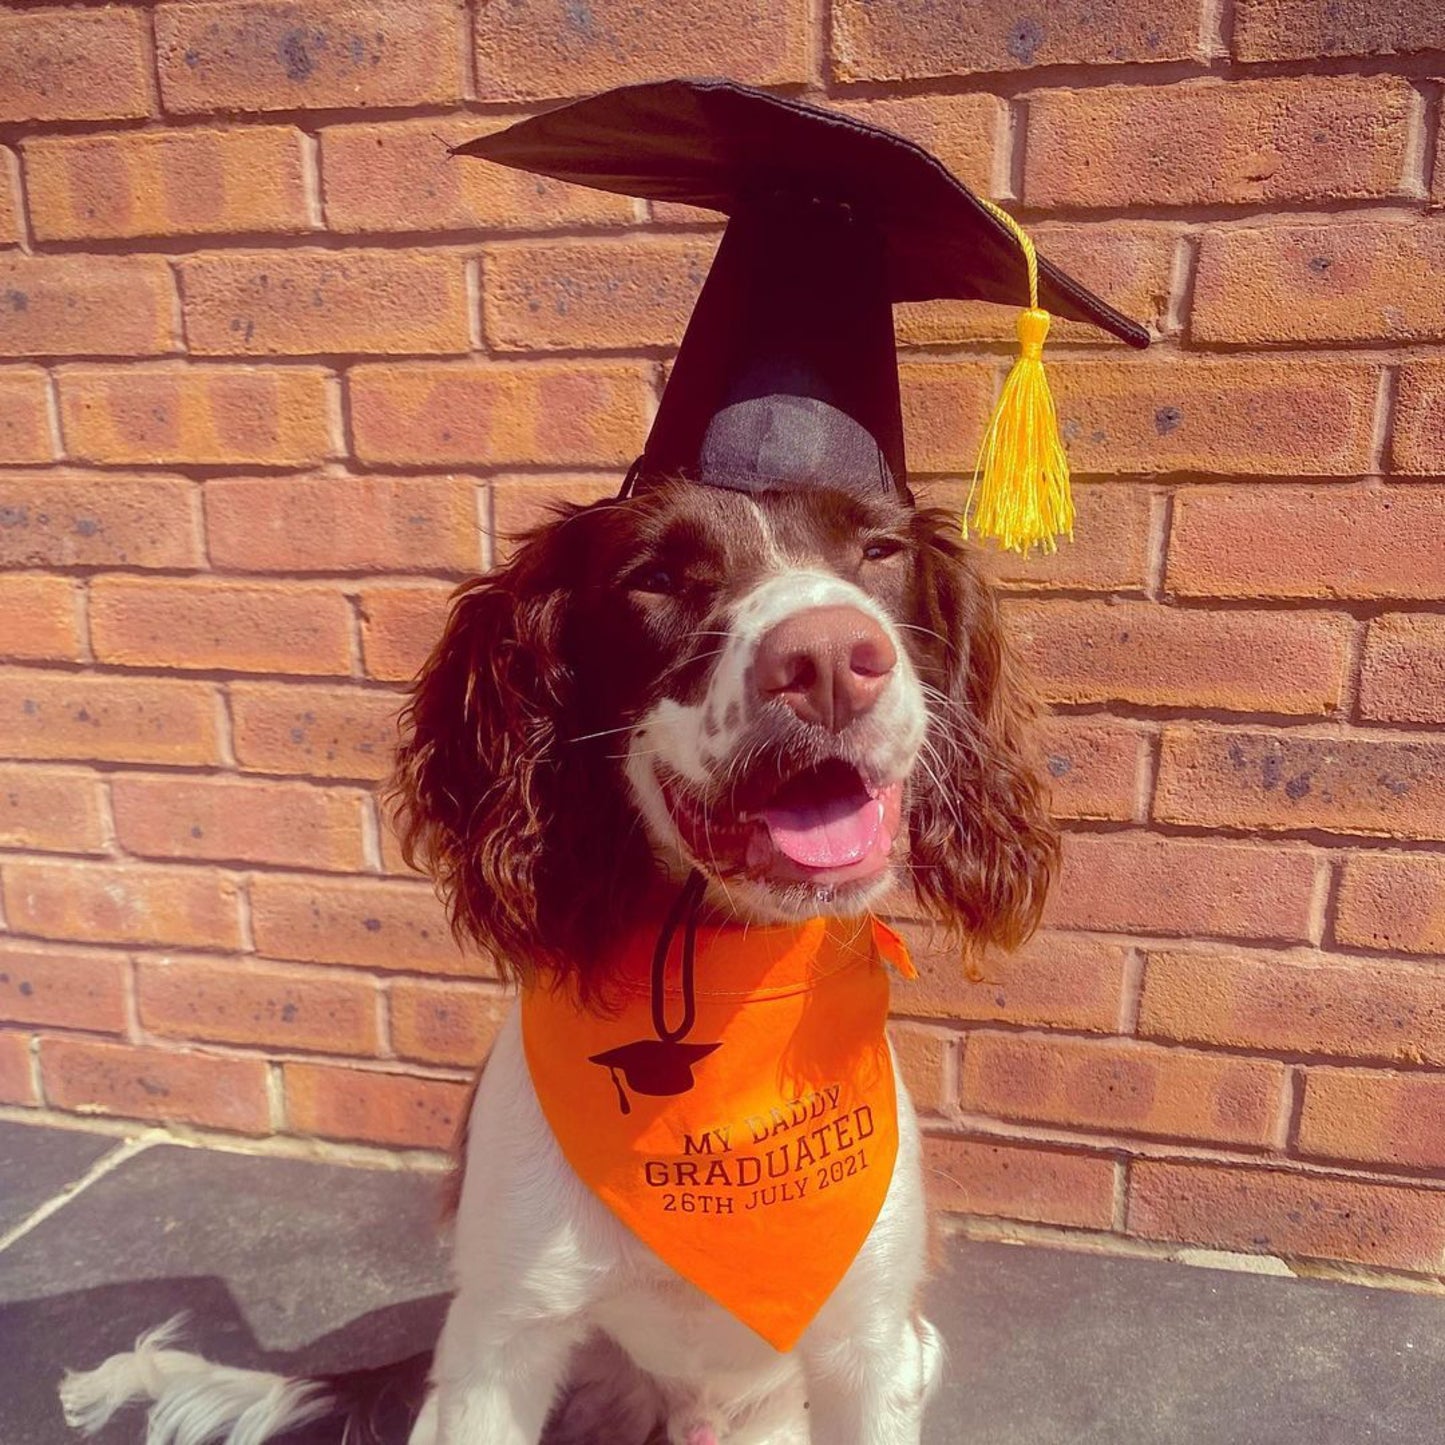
<box><xmin>456</xmin><ymin>77</ymin><xmax>1150</xmax><ymax>553</ymax></box>
<box><xmin>587</xmin><ymin>872</ymin><xmax>719</xmax><ymax>1116</ymax></box>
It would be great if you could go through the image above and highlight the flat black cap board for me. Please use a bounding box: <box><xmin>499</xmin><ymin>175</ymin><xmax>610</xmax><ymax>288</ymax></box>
<box><xmin>456</xmin><ymin>79</ymin><xmax>1150</xmax><ymax>551</ymax></box>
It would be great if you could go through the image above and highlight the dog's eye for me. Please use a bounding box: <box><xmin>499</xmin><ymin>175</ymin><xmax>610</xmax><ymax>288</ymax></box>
<box><xmin>861</xmin><ymin>538</ymin><xmax>905</xmax><ymax>563</ymax></box>
<box><xmin>628</xmin><ymin>566</ymin><xmax>678</xmax><ymax>596</ymax></box>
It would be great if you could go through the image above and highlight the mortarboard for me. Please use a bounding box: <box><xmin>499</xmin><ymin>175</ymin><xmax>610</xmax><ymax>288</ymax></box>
<box><xmin>589</xmin><ymin>1039</ymin><xmax>722</xmax><ymax>1115</ymax></box>
<box><xmin>457</xmin><ymin>78</ymin><xmax>1149</xmax><ymax>553</ymax></box>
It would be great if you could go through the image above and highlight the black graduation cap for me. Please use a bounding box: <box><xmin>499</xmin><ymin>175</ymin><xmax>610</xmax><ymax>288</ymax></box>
<box><xmin>456</xmin><ymin>78</ymin><xmax>1149</xmax><ymax>537</ymax></box>
<box><xmin>589</xmin><ymin>1039</ymin><xmax>722</xmax><ymax>1116</ymax></box>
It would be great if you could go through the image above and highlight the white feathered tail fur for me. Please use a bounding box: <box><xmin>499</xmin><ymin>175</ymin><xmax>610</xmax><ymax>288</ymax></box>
<box><xmin>59</xmin><ymin>1316</ymin><xmax>332</xmax><ymax>1445</ymax></box>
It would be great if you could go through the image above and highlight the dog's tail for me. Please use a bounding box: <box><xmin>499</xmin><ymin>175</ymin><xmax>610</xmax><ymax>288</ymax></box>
<box><xmin>59</xmin><ymin>1317</ymin><xmax>431</xmax><ymax>1445</ymax></box>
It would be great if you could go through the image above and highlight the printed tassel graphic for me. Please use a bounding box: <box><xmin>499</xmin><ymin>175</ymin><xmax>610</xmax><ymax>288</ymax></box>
<box><xmin>965</xmin><ymin>200</ymin><xmax>1074</xmax><ymax>556</ymax></box>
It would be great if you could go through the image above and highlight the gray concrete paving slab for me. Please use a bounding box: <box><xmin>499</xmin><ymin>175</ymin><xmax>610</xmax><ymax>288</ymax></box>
<box><xmin>2</xmin><ymin>1118</ymin><xmax>1440</xmax><ymax>1444</ymax></box>
<box><xmin>924</xmin><ymin>1236</ymin><xmax>1442</xmax><ymax>1445</ymax></box>
<box><xmin>0</xmin><ymin>1119</ymin><xmax>117</xmax><ymax>1235</ymax></box>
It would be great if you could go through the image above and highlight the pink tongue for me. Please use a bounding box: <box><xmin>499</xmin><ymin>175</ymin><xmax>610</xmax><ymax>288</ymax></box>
<box><xmin>763</xmin><ymin>794</ymin><xmax>884</xmax><ymax>869</ymax></box>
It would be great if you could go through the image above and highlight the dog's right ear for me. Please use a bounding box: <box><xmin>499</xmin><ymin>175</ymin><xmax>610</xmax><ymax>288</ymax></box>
<box><xmin>387</xmin><ymin>522</ymin><xmax>578</xmax><ymax>984</ymax></box>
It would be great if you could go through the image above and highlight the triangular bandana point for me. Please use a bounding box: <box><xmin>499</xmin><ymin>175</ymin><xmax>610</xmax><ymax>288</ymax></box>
<box><xmin>522</xmin><ymin>914</ymin><xmax>904</xmax><ymax>1352</ymax></box>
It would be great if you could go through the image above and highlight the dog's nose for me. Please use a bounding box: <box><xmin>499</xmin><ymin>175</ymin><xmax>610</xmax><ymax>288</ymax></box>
<box><xmin>754</xmin><ymin>606</ymin><xmax>897</xmax><ymax>732</ymax></box>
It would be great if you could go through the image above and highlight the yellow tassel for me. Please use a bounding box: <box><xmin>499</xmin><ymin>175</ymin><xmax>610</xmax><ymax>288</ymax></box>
<box><xmin>964</xmin><ymin>201</ymin><xmax>1074</xmax><ymax>556</ymax></box>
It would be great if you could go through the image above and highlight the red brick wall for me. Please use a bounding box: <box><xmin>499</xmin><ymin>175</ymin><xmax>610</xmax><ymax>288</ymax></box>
<box><xmin>2</xmin><ymin>1</ymin><xmax>1444</xmax><ymax>1280</ymax></box>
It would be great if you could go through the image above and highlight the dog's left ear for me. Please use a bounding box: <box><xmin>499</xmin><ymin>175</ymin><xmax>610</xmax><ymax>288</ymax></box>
<box><xmin>904</xmin><ymin>510</ymin><xmax>1059</xmax><ymax>955</ymax></box>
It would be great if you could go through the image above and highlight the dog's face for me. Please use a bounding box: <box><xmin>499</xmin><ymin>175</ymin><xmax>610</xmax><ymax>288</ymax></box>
<box><xmin>595</xmin><ymin>485</ymin><xmax>926</xmax><ymax>921</ymax></box>
<box><xmin>390</xmin><ymin>481</ymin><xmax>1056</xmax><ymax>989</ymax></box>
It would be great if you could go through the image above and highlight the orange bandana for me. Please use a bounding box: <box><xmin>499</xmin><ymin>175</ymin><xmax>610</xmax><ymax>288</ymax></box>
<box><xmin>522</xmin><ymin>906</ymin><xmax>914</xmax><ymax>1352</ymax></box>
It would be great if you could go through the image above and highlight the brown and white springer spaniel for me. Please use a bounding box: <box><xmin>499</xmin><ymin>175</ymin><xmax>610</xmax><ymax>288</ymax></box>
<box><xmin>61</xmin><ymin>480</ymin><xmax>1056</xmax><ymax>1445</ymax></box>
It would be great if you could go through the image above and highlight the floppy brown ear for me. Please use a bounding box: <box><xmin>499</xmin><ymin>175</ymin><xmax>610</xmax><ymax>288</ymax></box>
<box><xmin>386</xmin><ymin>514</ymin><xmax>644</xmax><ymax>986</ymax></box>
<box><xmin>904</xmin><ymin>511</ymin><xmax>1058</xmax><ymax>954</ymax></box>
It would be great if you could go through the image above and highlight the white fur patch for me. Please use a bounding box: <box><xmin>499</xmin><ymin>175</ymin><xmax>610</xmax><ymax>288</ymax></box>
<box><xmin>59</xmin><ymin>1316</ymin><xmax>330</xmax><ymax>1445</ymax></box>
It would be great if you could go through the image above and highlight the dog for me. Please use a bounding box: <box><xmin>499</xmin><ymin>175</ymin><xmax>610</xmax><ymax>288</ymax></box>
<box><xmin>60</xmin><ymin>478</ymin><xmax>1056</xmax><ymax>1445</ymax></box>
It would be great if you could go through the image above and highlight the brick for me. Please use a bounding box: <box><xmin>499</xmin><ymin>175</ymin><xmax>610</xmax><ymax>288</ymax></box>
<box><xmin>1035</xmin><ymin>715</ymin><xmax>1146</xmax><ymax>823</ymax></box>
<box><xmin>1234</xmin><ymin>0</ymin><xmax>1445</xmax><ymax>60</ymax></box>
<box><xmin>0</xmin><ymin>149</ymin><xmax>21</xmax><ymax>246</ymax></box>
<box><xmin>357</xmin><ymin>584</ymin><xmax>451</xmax><ymax>683</ymax></box>
<box><xmin>900</xmin><ymin>923</ymin><xmax>1127</xmax><ymax>1033</ymax></box>
<box><xmin>285</xmin><ymin>1060</ymin><xmax>466</xmax><ymax>1147</ymax></box>
<box><xmin>23</xmin><ymin>128</ymin><xmax>310</xmax><ymax>243</ymax></box>
<box><xmin>1049</xmin><ymin>358</ymin><xmax>1379</xmax><ymax>476</ymax></box>
<box><xmin>0</xmin><ymin>1032</ymin><xmax>34</xmax><ymax>1105</ymax></box>
<box><xmin>349</xmin><ymin>360</ymin><xmax>650</xmax><ymax>468</ymax></box>
<box><xmin>0</xmin><ymin>764</ymin><xmax>106</xmax><ymax>853</ymax></box>
<box><xmin>206</xmin><ymin>475</ymin><xmax>480</xmax><ymax>574</ymax></box>
<box><xmin>0</xmin><ymin>8</ymin><xmax>151</xmax><ymax>124</ymax></box>
<box><xmin>390</xmin><ymin>979</ymin><xmax>510</xmax><ymax>1066</ymax></box>
<box><xmin>59</xmin><ymin>364</ymin><xmax>334</xmax><ymax>468</ymax></box>
<box><xmin>3</xmin><ymin>860</ymin><xmax>242</xmax><ymax>950</ymax></box>
<box><xmin>925</xmin><ymin>1137</ymin><xmax>1116</xmax><ymax>1230</ymax></box>
<box><xmin>919</xmin><ymin>481</ymin><xmax>1154</xmax><ymax>595</ymax></box>
<box><xmin>1140</xmin><ymin>947</ymin><xmax>1445</xmax><ymax>1068</ymax></box>
<box><xmin>230</xmin><ymin>680</ymin><xmax>400</xmax><ymax>780</ymax></box>
<box><xmin>1006</xmin><ymin>600</ymin><xmax>1351</xmax><ymax>715</ymax></box>
<box><xmin>899</xmin><ymin>362</ymin><xmax>995</xmax><ymax>475</ymax></box>
<box><xmin>0</xmin><ymin>472</ymin><xmax>201</xmax><ymax>571</ymax></box>
<box><xmin>139</xmin><ymin>957</ymin><xmax>379</xmax><ymax>1056</ymax></box>
<box><xmin>887</xmin><ymin>1023</ymin><xmax>953</xmax><ymax>1115</ymax></box>
<box><xmin>1335</xmin><ymin>854</ymin><xmax>1445</xmax><ymax>958</ymax></box>
<box><xmin>1157</xmin><ymin>727</ymin><xmax>1445</xmax><ymax>842</ymax></box>
<box><xmin>0</xmin><ymin>670</ymin><xmax>221</xmax><ymax>766</ymax></box>
<box><xmin>1026</xmin><ymin>78</ymin><xmax>1414</xmax><ymax>209</ymax></box>
<box><xmin>1169</xmin><ymin>485</ymin><xmax>1445</xmax><ymax>602</ymax></box>
<box><xmin>1128</xmin><ymin>1160</ymin><xmax>1445</xmax><ymax>1274</ymax></box>
<box><xmin>0</xmin><ymin>367</ymin><xmax>55</xmax><ymax>463</ymax></box>
<box><xmin>89</xmin><ymin>576</ymin><xmax>351</xmax><ymax>677</ymax></box>
<box><xmin>1299</xmin><ymin>1069</ymin><xmax>1445</xmax><ymax>1171</ymax></box>
<box><xmin>898</xmin><ymin>223</ymin><xmax>1177</xmax><ymax>348</ymax></box>
<box><xmin>833</xmin><ymin>0</ymin><xmax>1195</xmax><ymax>80</ymax></box>
<box><xmin>182</xmin><ymin>250</ymin><xmax>470</xmax><ymax>357</ymax></box>
<box><xmin>41</xmin><ymin>1037</ymin><xmax>269</xmax><ymax>1135</ymax></box>
<box><xmin>0</xmin><ymin>257</ymin><xmax>175</xmax><ymax>360</ymax></box>
<box><xmin>492</xmin><ymin>474</ymin><xmax>625</xmax><ymax>557</ymax></box>
<box><xmin>322</xmin><ymin>117</ymin><xmax>634</xmax><ymax>235</ymax></box>
<box><xmin>474</xmin><ymin>0</ymin><xmax>809</xmax><ymax>101</ymax></box>
<box><xmin>1360</xmin><ymin>615</ymin><xmax>1445</xmax><ymax>726</ymax></box>
<box><xmin>1195</xmin><ymin>221</ymin><xmax>1445</xmax><ymax>347</ymax></box>
<box><xmin>1394</xmin><ymin>361</ymin><xmax>1445</xmax><ymax>475</ymax></box>
<box><xmin>484</xmin><ymin>237</ymin><xmax>716</xmax><ymax>353</ymax></box>
<box><xmin>963</xmin><ymin>1032</ymin><xmax>1285</xmax><ymax>1147</ymax></box>
<box><xmin>0</xmin><ymin>942</ymin><xmax>127</xmax><ymax>1034</ymax></box>
<box><xmin>112</xmin><ymin>775</ymin><xmax>368</xmax><ymax>871</ymax></box>
<box><xmin>0</xmin><ymin>574</ymin><xmax>81</xmax><ymax>662</ymax></box>
<box><xmin>156</xmin><ymin>0</ymin><xmax>465</xmax><ymax>114</ymax></box>
<box><xmin>1048</xmin><ymin>833</ymin><xmax>1317</xmax><ymax>943</ymax></box>
<box><xmin>250</xmin><ymin>874</ymin><xmax>474</xmax><ymax>974</ymax></box>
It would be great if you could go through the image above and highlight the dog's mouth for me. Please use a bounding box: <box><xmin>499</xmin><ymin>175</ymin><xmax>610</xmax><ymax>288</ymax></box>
<box><xmin>662</xmin><ymin>757</ymin><xmax>903</xmax><ymax>888</ymax></box>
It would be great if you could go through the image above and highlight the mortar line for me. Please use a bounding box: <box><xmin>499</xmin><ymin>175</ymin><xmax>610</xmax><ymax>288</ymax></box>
<box><xmin>1003</xmin><ymin>97</ymin><xmax>1026</xmax><ymax>203</ymax></box>
<box><xmin>1402</xmin><ymin>82</ymin><xmax>1432</xmax><ymax>202</ymax></box>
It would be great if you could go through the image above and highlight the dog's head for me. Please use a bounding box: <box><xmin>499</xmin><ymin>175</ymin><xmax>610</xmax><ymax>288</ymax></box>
<box><xmin>389</xmin><ymin>482</ymin><xmax>1056</xmax><ymax>990</ymax></box>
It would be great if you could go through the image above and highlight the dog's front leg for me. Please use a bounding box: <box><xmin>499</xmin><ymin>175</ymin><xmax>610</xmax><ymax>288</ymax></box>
<box><xmin>796</xmin><ymin>1063</ymin><xmax>940</xmax><ymax>1445</ymax></box>
<box><xmin>419</xmin><ymin>1010</ymin><xmax>617</xmax><ymax>1445</ymax></box>
<box><xmin>798</xmin><ymin>1313</ymin><xmax>942</xmax><ymax>1445</ymax></box>
<box><xmin>425</xmin><ymin>1300</ymin><xmax>585</xmax><ymax>1445</ymax></box>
